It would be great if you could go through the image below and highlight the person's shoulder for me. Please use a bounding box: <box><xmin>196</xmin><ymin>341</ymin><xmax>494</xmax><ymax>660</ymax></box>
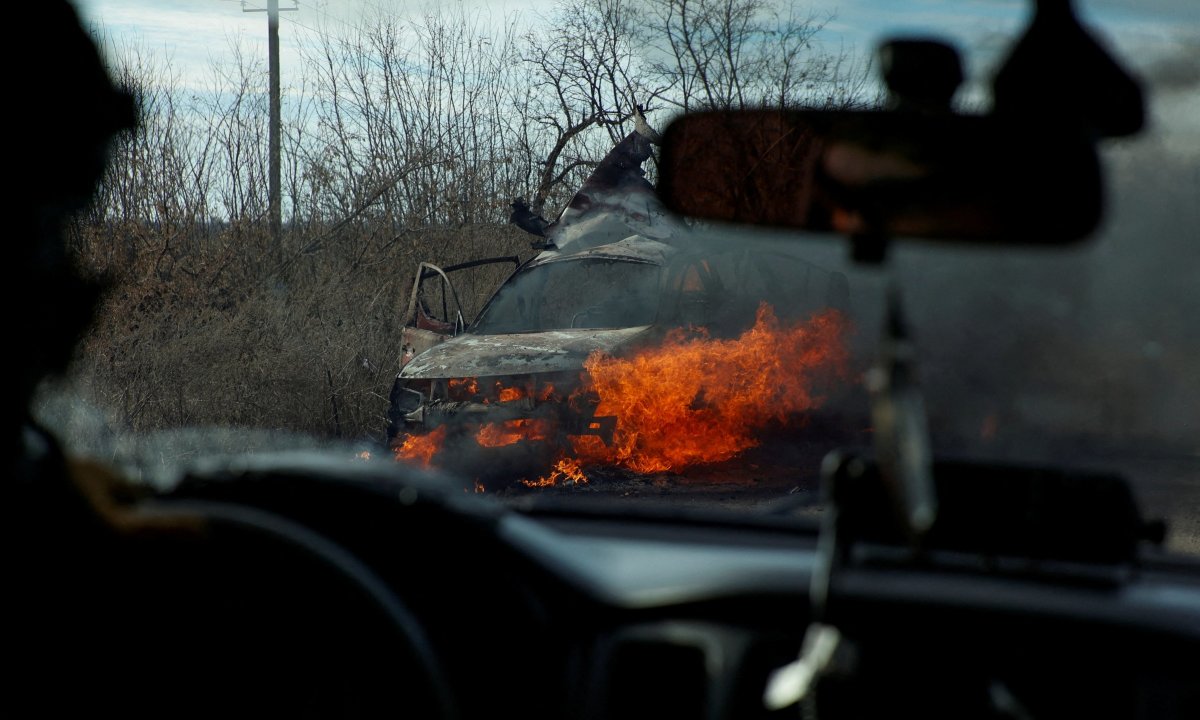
<box><xmin>67</xmin><ymin>454</ymin><xmax>206</xmax><ymax>536</ymax></box>
<box><xmin>14</xmin><ymin>421</ymin><xmax>200</xmax><ymax>539</ymax></box>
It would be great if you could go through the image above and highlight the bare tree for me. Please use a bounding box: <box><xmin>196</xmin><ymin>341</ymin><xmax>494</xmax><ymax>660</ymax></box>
<box><xmin>516</xmin><ymin>0</ymin><xmax>870</xmax><ymax>215</ymax></box>
<box><xmin>518</xmin><ymin>0</ymin><xmax>668</xmax><ymax>214</ymax></box>
<box><xmin>641</xmin><ymin>0</ymin><xmax>869</xmax><ymax>112</ymax></box>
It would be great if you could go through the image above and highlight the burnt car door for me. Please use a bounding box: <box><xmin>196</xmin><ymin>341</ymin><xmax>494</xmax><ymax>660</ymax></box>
<box><xmin>398</xmin><ymin>256</ymin><xmax>520</xmax><ymax>368</ymax></box>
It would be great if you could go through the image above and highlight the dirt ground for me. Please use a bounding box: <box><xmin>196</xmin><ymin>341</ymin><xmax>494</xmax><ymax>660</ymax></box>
<box><xmin>488</xmin><ymin>437</ymin><xmax>833</xmax><ymax>513</ymax></box>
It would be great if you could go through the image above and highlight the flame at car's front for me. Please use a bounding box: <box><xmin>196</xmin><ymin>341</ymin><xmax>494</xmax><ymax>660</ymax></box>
<box><xmin>448</xmin><ymin>377</ymin><xmax>479</xmax><ymax>396</ymax></box>
<box><xmin>393</xmin><ymin>425</ymin><xmax>448</xmax><ymax>467</ymax></box>
<box><xmin>521</xmin><ymin>456</ymin><xmax>588</xmax><ymax>488</ymax></box>
<box><xmin>391</xmin><ymin>303</ymin><xmax>850</xmax><ymax>487</ymax></box>
<box><xmin>576</xmin><ymin>303</ymin><xmax>849</xmax><ymax>473</ymax></box>
<box><xmin>476</xmin><ymin>419</ymin><xmax>554</xmax><ymax>448</ymax></box>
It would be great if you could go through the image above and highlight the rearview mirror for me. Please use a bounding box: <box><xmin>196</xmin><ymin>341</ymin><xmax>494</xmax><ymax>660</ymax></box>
<box><xmin>657</xmin><ymin>110</ymin><xmax>1102</xmax><ymax>247</ymax></box>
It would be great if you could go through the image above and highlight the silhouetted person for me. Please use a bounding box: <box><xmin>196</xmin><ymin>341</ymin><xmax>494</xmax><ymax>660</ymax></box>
<box><xmin>9</xmin><ymin>5</ymin><xmax>436</xmax><ymax>717</ymax></box>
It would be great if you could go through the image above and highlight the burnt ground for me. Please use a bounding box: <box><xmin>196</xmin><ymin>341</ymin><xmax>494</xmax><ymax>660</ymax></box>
<box><xmin>412</xmin><ymin>403</ymin><xmax>1198</xmax><ymax>555</ymax></box>
<box><xmin>491</xmin><ymin>441</ymin><xmax>831</xmax><ymax>513</ymax></box>
<box><xmin>482</xmin><ymin>420</ymin><xmax>869</xmax><ymax>515</ymax></box>
<box><xmin>482</xmin><ymin>433</ymin><xmax>1200</xmax><ymax>556</ymax></box>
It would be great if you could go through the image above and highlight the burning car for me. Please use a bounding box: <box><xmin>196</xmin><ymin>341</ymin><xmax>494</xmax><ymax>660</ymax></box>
<box><xmin>386</xmin><ymin>122</ymin><xmax>851</xmax><ymax>481</ymax></box>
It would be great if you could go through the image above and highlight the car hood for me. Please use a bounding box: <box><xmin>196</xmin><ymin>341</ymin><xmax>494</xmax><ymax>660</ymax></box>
<box><xmin>400</xmin><ymin>326</ymin><xmax>654</xmax><ymax>379</ymax></box>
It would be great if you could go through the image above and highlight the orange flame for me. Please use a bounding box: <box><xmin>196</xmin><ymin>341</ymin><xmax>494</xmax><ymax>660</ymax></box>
<box><xmin>394</xmin><ymin>305</ymin><xmax>848</xmax><ymax>487</ymax></box>
<box><xmin>498</xmin><ymin>386</ymin><xmax>524</xmax><ymax>402</ymax></box>
<box><xmin>551</xmin><ymin>456</ymin><xmax>587</xmax><ymax>484</ymax></box>
<box><xmin>519</xmin><ymin>475</ymin><xmax>556</xmax><ymax>488</ymax></box>
<box><xmin>564</xmin><ymin>435</ymin><xmax>608</xmax><ymax>466</ymax></box>
<box><xmin>521</xmin><ymin>456</ymin><xmax>588</xmax><ymax>487</ymax></box>
<box><xmin>393</xmin><ymin>426</ymin><xmax>447</xmax><ymax>467</ymax></box>
<box><xmin>475</xmin><ymin>418</ymin><xmax>554</xmax><ymax>448</ymax></box>
<box><xmin>582</xmin><ymin>305</ymin><xmax>848</xmax><ymax>472</ymax></box>
<box><xmin>448</xmin><ymin>377</ymin><xmax>479</xmax><ymax>399</ymax></box>
<box><xmin>356</xmin><ymin>450</ymin><xmax>372</xmax><ymax>461</ymax></box>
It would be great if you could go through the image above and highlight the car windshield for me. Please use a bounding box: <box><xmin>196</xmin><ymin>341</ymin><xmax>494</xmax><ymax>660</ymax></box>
<box><xmin>54</xmin><ymin>0</ymin><xmax>1198</xmax><ymax>555</ymax></box>
<box><xmin>472</xmin><ymin>259</ymin><xmax>660</xmax><ymax>333</ymax></box>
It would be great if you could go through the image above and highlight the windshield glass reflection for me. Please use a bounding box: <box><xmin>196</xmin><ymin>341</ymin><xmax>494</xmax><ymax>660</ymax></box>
<box><xmin>473</xmin><ymin>260</ymin><xmax>661</xmax><ymax>333</ymax></box>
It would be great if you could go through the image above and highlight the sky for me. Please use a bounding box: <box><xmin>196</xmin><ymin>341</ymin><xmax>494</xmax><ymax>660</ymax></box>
<box><xmin>72</xmin><ymin>1</ymin><xmax>1023</xmax><ymax>89</ymax></box>
<box><xmin>72</xmin><ymin>1</ymin><xmax>1196</xmax><ymax>71</ymax></box>
<box><xmin>73</xmin><ymin>0</ymin><xmax>1197</xmax><ymax>149</ymax></box>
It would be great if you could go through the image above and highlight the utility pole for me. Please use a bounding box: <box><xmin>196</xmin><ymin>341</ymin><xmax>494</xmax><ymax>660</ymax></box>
<box><xmin>241</xmin><ymin>1</ymin><xmax>297</xmax><ymax>265</ymax></box>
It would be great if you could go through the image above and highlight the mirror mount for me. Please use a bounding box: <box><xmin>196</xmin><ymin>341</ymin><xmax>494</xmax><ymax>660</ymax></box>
<box><xmin>993</xmin><ymin>0</ymin><xmax>1143</xmax><ymax>139</ymax></box>
<box><xmin>879</xmin><ymin>38</ymin><xmax>963</xmax><ymax>115</ymax></box>
<box><xmin>848</xmin><ymin>232</ymin><xmax>888</xmax><ymax>266</ymax></box>
<box><xmin>849</xmin><ymin>38</ymin><xmax>964</xmax><ymax>266</ymax></box>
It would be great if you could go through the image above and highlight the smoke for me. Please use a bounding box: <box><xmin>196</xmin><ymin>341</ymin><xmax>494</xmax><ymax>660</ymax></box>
<box><xmin>696</xmin><ymin>35</ymin><xmax>1200</xmax><ymax>468</ymax></box>
<box><xmin>827</xmin><ymin>126</ymin><xmax>1199</xmax><ymax>464</ymax></box>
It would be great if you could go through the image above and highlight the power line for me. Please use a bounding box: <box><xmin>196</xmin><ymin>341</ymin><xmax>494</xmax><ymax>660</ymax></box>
<box><xmin>233</xmin><ymin>0</ymin><xmax>297</xmax><ymax>263</ymax></box>
<box><xmin>241</xmin><ymin>1</ymin><xmax>376</xmax><ymax>43</ymax></box>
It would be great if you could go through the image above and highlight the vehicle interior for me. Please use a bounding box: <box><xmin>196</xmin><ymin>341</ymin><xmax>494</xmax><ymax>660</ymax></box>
<box><xmin>15</xmin><ymin>1</ymin><xmax>1200</xmax><ymax>718</ymax></box>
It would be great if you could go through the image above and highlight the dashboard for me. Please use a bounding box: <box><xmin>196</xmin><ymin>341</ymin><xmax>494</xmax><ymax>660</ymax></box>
<box><xmin>156</xmin><ymin>453</ymin><xmax>1200</xmax><ymax>720</ymax></box>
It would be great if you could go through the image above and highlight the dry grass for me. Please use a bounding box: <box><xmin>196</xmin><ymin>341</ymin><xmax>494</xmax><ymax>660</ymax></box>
<box><xmin>69</xmin><ymin>220</ymin><xmax>530</xmax><ymax>445</ymax></box>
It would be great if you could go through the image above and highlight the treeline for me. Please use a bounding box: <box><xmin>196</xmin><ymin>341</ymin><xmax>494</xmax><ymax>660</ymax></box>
<box><xmin>64</xmin><ymin>0</ymin><xmax>872</xmax><ymax>445</ymax></box>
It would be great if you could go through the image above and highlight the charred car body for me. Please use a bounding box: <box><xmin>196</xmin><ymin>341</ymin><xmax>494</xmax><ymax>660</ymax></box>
<box><xmin>385</xmin><ymin>124</ymin><xmax>849</xmax><ymax>474</ymax></box>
